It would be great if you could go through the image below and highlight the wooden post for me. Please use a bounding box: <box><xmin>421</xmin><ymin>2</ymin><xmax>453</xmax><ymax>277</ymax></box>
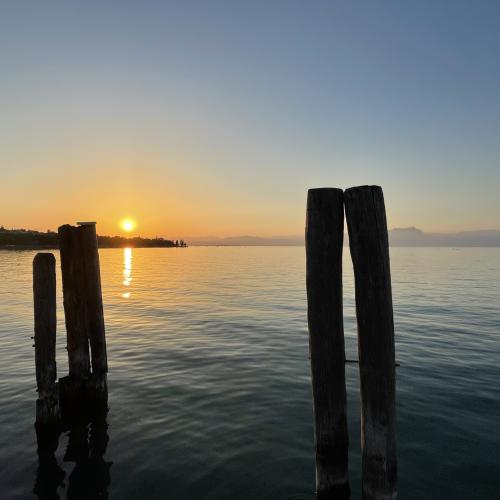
<box><xmin>58</xmin><ymin>225</ymin><xmax>91</xmax><ymax>379</ymax></box>
<box><xmin>344</xmin><ymin>185</ymin><xmax>397</xmax><ymax>500</ymax></box>
<box><xmin>306</xmin><ymin>188</ymin><xmax>350</xmax><ymax>499</ymax></box>
<box><xmin>59</xmin><ymin>222</ymin><xmax>108</xmax><ymax>414</ymax></box>
<box><xmin>33</xmin><ymin>253</ymin><xmax>59</xmax><ymax>423</ymax></box>
<box><xmin>78</xmin><ymin>223</ymin><xmax>108</xmax><ymax>411</ymax></box>
<box><xmin>79</xmin><ymin>223</ymin><xmax>107</xmax><ymax>375</ymax></box>
<box><xmin>34</xmin><ymin>253</ymin><xmax>57</xmax><ymax>396</ymax></box>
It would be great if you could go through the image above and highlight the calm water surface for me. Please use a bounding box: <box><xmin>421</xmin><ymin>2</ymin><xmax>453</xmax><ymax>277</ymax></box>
<box><xmin>0</xmin><ymin>247</ymin><xmax>499</xmax><ymax>499</ymax></box>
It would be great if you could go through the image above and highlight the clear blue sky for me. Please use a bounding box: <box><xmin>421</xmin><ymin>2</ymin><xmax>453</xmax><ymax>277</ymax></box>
<box><xmin>1</xmin><ymin>1</ymin><xmax>499</xmax><ymax>236</ymax></box>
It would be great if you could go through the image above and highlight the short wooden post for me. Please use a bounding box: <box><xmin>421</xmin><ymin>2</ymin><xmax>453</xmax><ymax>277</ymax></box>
<box><xmin>33</xmin><ymin>253</ymin><xmax>59</xmax><ymax>423</ymax></box>
<box><xmin>344</xmin><ymin>185</ymin><xmax>397</xmax><ymax>500</ymax></box>
<box><xmin>306</xmin><ymin>188</ymin><xmax>350</xmax><ymax>499</ymax></box>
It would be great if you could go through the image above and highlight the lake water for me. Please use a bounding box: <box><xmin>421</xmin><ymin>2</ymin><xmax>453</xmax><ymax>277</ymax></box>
<box><xmin>0</xmin><ymin>247</ymin><xmax>499</xmax><ymax>499</ymax></box>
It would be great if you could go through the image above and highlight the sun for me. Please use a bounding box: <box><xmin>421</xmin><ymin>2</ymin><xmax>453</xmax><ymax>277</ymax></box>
<box><xmin>120</xmin><ymin>218</ymin><xmax>136</xmax><ymax>233</ymax></box>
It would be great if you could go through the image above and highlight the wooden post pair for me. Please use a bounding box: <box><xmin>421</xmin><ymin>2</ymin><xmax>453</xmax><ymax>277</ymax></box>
<box><xmin>306</xmin><ymin>186</ymin><xmax>397</xmax><ymax>500</ymax></box>
<box><xmin>33</xmin><ymin>223</ymin><xmax>108</xmax><ymax>424</ymax></box>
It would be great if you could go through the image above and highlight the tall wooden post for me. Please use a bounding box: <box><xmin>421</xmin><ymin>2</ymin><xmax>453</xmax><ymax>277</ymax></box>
<box><xmin>58</xmin><ymin>225</ymin><xmax>91</xmax><ymax>379</ymax></box>
<box><xmin>344</xmin><ymin>186</ymin><xmax>397</xmax><ymax>500</ymax></box>
<box><xmin>58</xmin><ymin>222</ymin><xmax>108</xmax><ymax>415</ymax></box>
<box><xmin>33</xmin><ymin>253</ymin><xmax>59</xmax><ymax>423</ymax></box>
<box><xmin>306</xmin><ymin>188</ymin><xmax>350</xmax><ymax>499</ymax></box>
<box><xmin>79</xmin><ymin>223</ymin><xmax>107</xmax><ymax>375</ymax></box>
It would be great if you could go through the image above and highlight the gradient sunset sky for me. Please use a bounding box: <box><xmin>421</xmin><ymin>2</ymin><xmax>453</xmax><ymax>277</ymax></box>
<box><xmin>1</xmin><ymin>1</ymin><xmax>499</xmax><ymax>238</ymax></box>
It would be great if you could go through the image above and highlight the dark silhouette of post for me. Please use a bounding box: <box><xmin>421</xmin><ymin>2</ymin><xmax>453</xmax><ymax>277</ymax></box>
<box><xmin>59</xmin><ymin>223</ymin><xmax>107</xmax><ymax>376</ymax></box>
<box><xmin>33</xmin><ymin>253</ymin><xmax>59</xmax><ymax>424</ymax></box>
<box><xmin>306</xmin><ymin>188</ymin><xmax>350</xmax><ymax>499</ymax></box>
<box><xmin>79</xmin><ymin>223</ymin><xmax>107</xmax><ymax>375</ymax></box>
<box><xmin>59</xmin><ymin>225</ymin><xmax>91</xmax><ymax>379</ymax></box>
<box><xmin>59</xmin><ymin>222</ymin><xmax>108</xmax><ymax>414</ymax></box>
<box><xmin>33</xmin><ymin>422</ymin><xmax>65</xmax><ymax>498</ymax></box>
<box><xmin>344</xmin><ymin>186</ymin><xmax>397</xmax><ymax>500</ymax></box>
<box><xmin>65</xmin><ymin>417</ymin><xmax>112</xmax><ymax>499</ymax></box>
<box><xmin>33</xmin><ymin>253</ymin><xmax>57</xmax><ymax>398</ymax></box>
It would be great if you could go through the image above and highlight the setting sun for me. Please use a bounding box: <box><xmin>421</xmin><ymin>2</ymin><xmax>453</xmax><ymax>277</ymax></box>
<box><xmin>120</xmin><ymin>218</ymin><xmax>136</xmax><ymax>233</ymax></box>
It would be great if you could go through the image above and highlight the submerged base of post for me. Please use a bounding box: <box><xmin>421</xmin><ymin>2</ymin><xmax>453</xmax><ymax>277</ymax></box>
<box><xmin>59</xmin><ymin>374</ymin><xmax>108</xmax><ymax>423</ymax></box>
<box><xmin>36</xmin><ymin>395</ymin><xmax>60</xmax><ymax>425</ymax></box>
<box><xmin>85</xmin><ymin>373</ymin><xmax>108</xmax><ymax>413</ymax></box>
<box><xmin>316</xmin><ymin>482</ymin><xmax>350</xmax><ymax>500</ymax></box>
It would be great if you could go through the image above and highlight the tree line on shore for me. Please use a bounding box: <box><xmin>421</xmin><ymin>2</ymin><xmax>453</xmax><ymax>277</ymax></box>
<box><xmin>0</xmin><ymin>227</ymin><xmax>187</xmax><ymax>249</ymax></box>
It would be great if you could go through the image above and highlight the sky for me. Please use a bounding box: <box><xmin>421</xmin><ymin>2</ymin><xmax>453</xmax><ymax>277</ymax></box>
<box><xmin>1</xmin><ymin>1</ymin><xmax>499</xmax><ymax>238</ymax></box>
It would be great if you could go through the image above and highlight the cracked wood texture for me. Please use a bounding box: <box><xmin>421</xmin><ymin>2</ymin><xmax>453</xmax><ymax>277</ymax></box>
<box><xmin>344</xmin><ymin>185</ymin><xmax>397</xmax><ymax>500</ymax></box>
<box><xmin>59</xmin><ymin>224</ymin><xmax>107</xmax><ymax>379</ymax></box>
<box><xmin>306</xmin><ymin>188</ymin><xmax>350</xmax><ymax>500</ymax></box>
<box><xmin>33</xmin><ymin>253</ymin><xmax>57</xmax><ymax>397</ymax></box>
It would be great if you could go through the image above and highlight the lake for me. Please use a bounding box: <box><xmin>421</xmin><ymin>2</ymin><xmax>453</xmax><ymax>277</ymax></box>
<box><xmin>1</xmin><ymin>247</ymin><xmax>499</xmax><ymax>499</ymax></box>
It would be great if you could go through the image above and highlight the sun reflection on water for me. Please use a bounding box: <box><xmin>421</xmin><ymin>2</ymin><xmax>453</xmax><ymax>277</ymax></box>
<box><xmin>122</xmin><ymin>247</ymin><xmax>132</xmax><ymax>298</ymax></box>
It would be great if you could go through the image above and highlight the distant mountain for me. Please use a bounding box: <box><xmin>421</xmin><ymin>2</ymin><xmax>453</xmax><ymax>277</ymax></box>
<box><xmin>188</xmin><ymin>228</ymin><xmax>500</xmax><ymax>247</ymax></box>
<box><xmin>388</xmin><ymin>227</ymin><xmax>500</xmax><ymax>247</ymax></box>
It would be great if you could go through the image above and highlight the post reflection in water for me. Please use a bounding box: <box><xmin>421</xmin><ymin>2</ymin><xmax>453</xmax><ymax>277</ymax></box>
<box><xmin>34</xmin><ymin>416</ymin><xmax>112</xmax><ymax>500</ymax></box>
<box><xmin>65</xmin><ymin>417</ymin><xmax>112</xmax><ymax>500</ymax></box>
<box><xmin>33</xmin><ymin>424</ymin><xmax>65</xmax><ymax>500</ymax></box>
<box><xmin>122</xmin><ymin>247</ymin><xmax>132</xmax><ymax>298</ymax></box>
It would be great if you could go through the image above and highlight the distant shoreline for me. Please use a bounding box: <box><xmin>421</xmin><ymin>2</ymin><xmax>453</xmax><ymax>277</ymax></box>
<box><xmin>0</xmin><ymin>227</ymin><xmax>187</xmax><ymax>250</ymax></box>
<box><xmin>3</xmin><ymin>226</ymin><xmax>500</xmax><ymax>249</ymax></box>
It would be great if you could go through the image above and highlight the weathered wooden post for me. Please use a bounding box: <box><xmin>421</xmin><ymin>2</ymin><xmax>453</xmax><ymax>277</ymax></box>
<box><xmin>306</xmin><ymin>188</ymin><xmax>350</xmax><ymax>499</ymax></box>
<box><xmin>33</xmin><ymin>253</ymin><xmax>59</xmax><ymax>424</ymax></box>
<box><xmin>344</xmin><ymin>185</ymin><xmax>397</xmax><ymax>500</ymax></box>
<box><xmin>58</xmin><ymin>225</ymin><xmax>91</xmax><ymax>380</ymax></box>
<box><xmin>58</xmin><ymin>222</ymin><xmax>108</xmax><ymax>415</ymax></box>
<box><xmin>78</xmin><ymin>223</ymin><xmax>108</xmax><ymax>409</ymax></box>
<box><xmin>79</xmin><ymin>223</ymin><xmax>107</xmax><ymax>376</ymax></box>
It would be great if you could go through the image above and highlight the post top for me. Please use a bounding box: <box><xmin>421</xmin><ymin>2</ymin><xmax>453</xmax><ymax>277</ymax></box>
<box><xmin>307</xmin><ymin>187</ymin><xmax>343</xmax><ymax>193</ymax></box>
<box><xmin>307</xmin><ymin>188</ymin><xmax>343</xmax><ymax>211</ymax></box>
<box><xmin>76</xmin><ymin>221</ymin><xmax>96</xmax><ymax>226</ymax></box>
<box><xmin>33</xmin><ymin>252</ymin><xmax>56</xmax><ymax>263</ymax></box>
<box><xmin>344</xmin><ymin>185</ymin><xmax>382</xmax><ymax>194</ymax></box>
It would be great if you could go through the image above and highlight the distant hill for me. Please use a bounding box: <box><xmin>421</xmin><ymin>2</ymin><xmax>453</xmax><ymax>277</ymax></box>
<box><xmin>0</xmin><ymin>227</ymin><xmax>182</xmax><ymax>249</ymax></box>
<box><xmin>188</xmin><ymin>228</ymin><xmax>500</xmax><ymax>247</ymax></box>
<box><xmin>388</xmin><ymin>227</ymin><xmax>500</xmax><ymax>247</ymax></box>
